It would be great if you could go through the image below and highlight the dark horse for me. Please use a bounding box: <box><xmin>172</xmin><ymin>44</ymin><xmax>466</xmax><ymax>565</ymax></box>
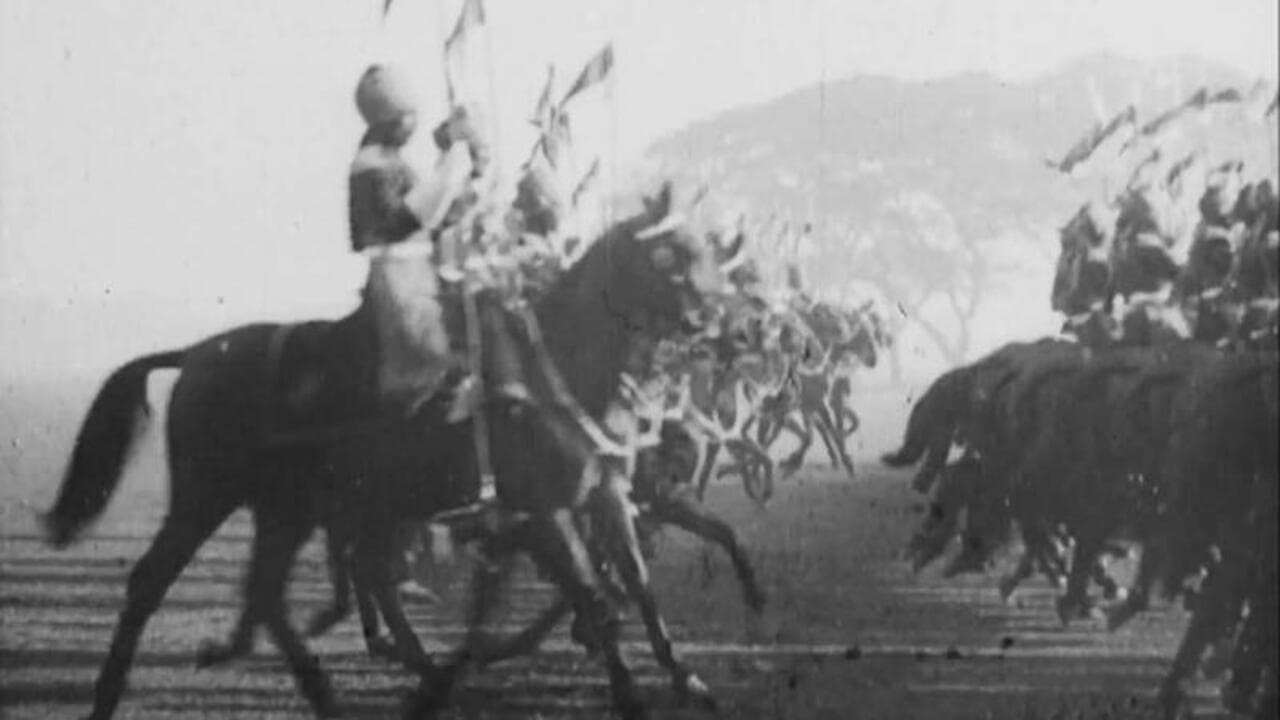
<box><xmin>43</xmin><ymin>182</ymin><xmax>739</xmax><ymax>719</ymax></box>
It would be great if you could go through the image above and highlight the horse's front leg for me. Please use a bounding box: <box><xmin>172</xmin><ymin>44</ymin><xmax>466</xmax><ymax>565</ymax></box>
<box><xmin>779</xmin><ymin>413</ymin><xmax>812</xmax><ymax>478</ymax></box>
<box><xmin>809</xmin><ymin>406</ymin><xmax>842</xmax><ymax>469</ymax></box>
<box><xmin>352</xmin><ymin>527</ymin><xmax>435</xmax><ymax>674</ymax></box>
<box><xmin>724</xmin><ymin>438</ymin><xmax>774</xmax><ymax>506</ymax></box>
<box><xmin>651</xmin><ymin>491</ymin><xmax>765</xmax><ymax>613</ymax></box>
<box><xmin>591</xmin><ymin>480</ymin><xmax>716</xmax><ymax>712</ymax></box>
<box><xmin>526</xmin><ymin>506</ymin><xmax>646</xmax><ymax>720</ymax></box>
<box><xmin>1055</xmin><ymin>526</ymin><xmax>1105</xmax><ymax>626</ymax></box>
<box><xmin>474</xmin><ymin>593</ymin><xmax>573</xmax><ymax>667</ymax></box>
<box><xmin>694</xmin><ymin>441</ymin><xmax>721</xmax><ymax>501</ymax></box>
<box><xmin>1156</xmin><ymin>557</ymin><xmax>1247</xmax><ymax>720</ymax></box>
<box><xmin>813</xmin><ymin>403</ymin><xmax>856</xmax><ymax>480</ymax></box>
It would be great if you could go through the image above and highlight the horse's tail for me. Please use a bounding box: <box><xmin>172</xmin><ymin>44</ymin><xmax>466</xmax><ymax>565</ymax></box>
<box><xmin>43</xmin><ymin>349</ymin><xmax>185</xmax><ymax>548</ymax></box>
<box><xmin>881</xmin><ymin>365</ymin><xmax>970</xmax><ymax>468</ymax></box>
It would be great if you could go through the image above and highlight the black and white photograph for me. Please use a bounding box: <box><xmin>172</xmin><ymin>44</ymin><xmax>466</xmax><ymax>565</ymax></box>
<box><xmin>1</xmin><ymin>1</ymin><xmax>1277</xmax><ymax>718</ymax></box>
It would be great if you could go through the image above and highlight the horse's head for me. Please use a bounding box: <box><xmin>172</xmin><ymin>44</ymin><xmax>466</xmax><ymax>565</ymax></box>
<box><xmin>1060</xmin><ymin>306</ymin><xmax>1120</xmax><ymax>348</ymax></box>
<box><xmin>837</xmin><ymin>300</ymin><xmax>888</xmax><ymax>369</ymax></box>
<box><xmin>595</xmin><ymin>181</ymin><xmax>745</xmax><ymax>339</ymax></box>
<box><xmin>1052</xmin><ymin>202</ymin><xmax>1114</xmax><ymax>315</ymax></box>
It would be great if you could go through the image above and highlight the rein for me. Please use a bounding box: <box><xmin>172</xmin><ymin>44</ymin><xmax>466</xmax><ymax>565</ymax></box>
<box><xmin>513</xmin><ymin>301</ymin><xmax>635</xmax><ymax>460</ymax></box>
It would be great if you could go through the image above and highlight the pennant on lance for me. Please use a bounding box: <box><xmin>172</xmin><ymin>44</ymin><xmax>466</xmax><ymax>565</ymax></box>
<box><xmin>531</xmin><ymin>65</ymin><xmax>556</xmax><ymax>131</ymax></box>
<box><xmin>443</xmin><ymin>0</ymin><xmax>486</xmax><ymax>107</ymax></box>
<box><xmin>1047</xmin><ymin>105</ymin><xmax>1136</xmax><ymax>174</ymax></box>
<box><xmin>561</xmin><ymin>43</ymin><xmax>615</xmax><ymax>107</ymax></box>
<box><xmin>571</xmin><ymin>158</ymin><xmax>601</xmax><ymax>208</ymax></box>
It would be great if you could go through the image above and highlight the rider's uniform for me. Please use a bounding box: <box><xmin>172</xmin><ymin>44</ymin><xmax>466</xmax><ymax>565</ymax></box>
<box><xmin>348</xmin><ymin>66</ymin><xmax>480</xmax><ymax>413</ymax></box>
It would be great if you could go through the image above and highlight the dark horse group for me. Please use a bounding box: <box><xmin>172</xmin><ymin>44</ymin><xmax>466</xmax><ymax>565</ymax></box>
<box><xmin>883</xmin><ymin>176</ymin><xmax>1279</xmax><ymax>718</ymax></box>
<box><xmin>42</xmin><ymin>183</ymin><xmax>761</xmax><ymax>720</ymax></box>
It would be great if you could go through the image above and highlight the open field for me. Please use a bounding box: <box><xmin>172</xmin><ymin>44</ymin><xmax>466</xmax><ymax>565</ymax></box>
<box><xmin>1</xmin><ymin>450</ymin><xmax>1234</xmax><ymax>719</ymax></box>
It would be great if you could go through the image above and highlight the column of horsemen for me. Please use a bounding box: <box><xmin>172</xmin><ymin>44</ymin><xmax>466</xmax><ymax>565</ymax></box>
<box><xmin>42</xmin><ymin>48</ymin><xmax>896</xmax><ymax>719</ymax></box>
<box><xmin>47</xmin><ymin>13</ymin><xmax>1276</xmax><ymax>713</ymax></box>
<box><xmin>885</xmin><ymin>93</ymin><xmax>1279</xmax><ymax>717</ymax></box>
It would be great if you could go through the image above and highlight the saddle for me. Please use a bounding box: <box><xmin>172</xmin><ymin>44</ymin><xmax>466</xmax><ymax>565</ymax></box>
<box><xmin>258</xmin><ymin>307</ymin><xmax>393</xmax><ymax>447</ymax></box>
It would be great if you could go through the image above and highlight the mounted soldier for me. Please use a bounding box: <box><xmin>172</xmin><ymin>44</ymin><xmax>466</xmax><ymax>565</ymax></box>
<box><xmin>350</xmin><ymin>64</ymin><xmax>475</xmax><ymax>414</ymax></box>
<box><xmin>1178</xmin><ymin>170</ymin><xmax>1244</xmax><ymax>345</ymax></box>
<box><xmin>1110</xmin><ymin>187</ymin><xmax>1186</xmax><ymax>345</ymax></box>
<box><xmin>1227</xmin><ymin>178</ymin><xmax>1279</xmax><ymax>349</ymax></box>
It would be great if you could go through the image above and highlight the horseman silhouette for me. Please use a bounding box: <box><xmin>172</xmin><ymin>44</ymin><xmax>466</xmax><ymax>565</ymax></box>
<box><xmin>42</xmin><ymin>159</ymin><xmax>745</xmax><ymax>718</ymax></box>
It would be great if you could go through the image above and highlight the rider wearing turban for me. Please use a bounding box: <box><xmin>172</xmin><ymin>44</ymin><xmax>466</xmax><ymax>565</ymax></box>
<box><xmin>350</xmin><ymin>63</ymin><xmax>536</xmax><ymax>417</ymax></box>
<box><xmin>1177</xmin><ymin>175</ymin><xmax>1245</xmax><ymax>344</ymax></box>
<box><xmin>349</xmin><ymin>64</ymin><xmax>472</xmax><ymax>413</ymax></box>
<box><xmin>348</xmin><ymin>64</ymin><xmax>529</xmax><ymax>603</ymax></box>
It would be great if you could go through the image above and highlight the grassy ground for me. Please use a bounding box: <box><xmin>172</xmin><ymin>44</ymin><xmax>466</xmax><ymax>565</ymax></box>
<box><xmin>0</xmin><ymin>454</ymin><xmax>1234</xmax><ymax>719</ymax></box>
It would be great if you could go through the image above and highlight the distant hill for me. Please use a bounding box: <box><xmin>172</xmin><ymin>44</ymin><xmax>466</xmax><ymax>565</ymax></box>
<box><xmin>647</xmin><ymin>53</ymin><xmax>1257</xmax><ymax>235</ymax></box>
<box><xmin>642</xmin><ymin>53</ymin><xmax>1274</xmax><ymax>374</ymax></box>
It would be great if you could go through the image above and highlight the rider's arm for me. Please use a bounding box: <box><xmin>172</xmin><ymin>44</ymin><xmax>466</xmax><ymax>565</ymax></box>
<box><xmin>404</xmin><ymin>143</ymin><xmax>474</xmax><ymax>231</ymax></box>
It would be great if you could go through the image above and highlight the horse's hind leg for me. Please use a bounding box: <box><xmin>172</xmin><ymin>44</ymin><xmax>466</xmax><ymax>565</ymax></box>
<box><xmin>351</xmin><ymin>529</ymin><xmax>435</xmax><ymax>673</ymax></box>
<box><xmin>88</xmin><ymin>496</ymin><xmax>236</xmax><ymax>720</ymax></box>
<box><xmin>195</xmin><ymin>572</ymin><xmax>258</xmax><ymax>668</ymax></box>
<box><xmin>348</xmin><ymin>553</ymin><xmax>395</xmax><ymax>660</ymax></box>
<box><xmin>249</xmin><ymin>510</ymin><xmax>340</xmax><ymax>718</ymax></box>
<box><xmin>197</xmin><ymin>510</ymin><xmax>336</xmax><ymax>668</ymax></box>
<box><xmin>305</xmin><ymin>526</ymin><xmax>355</xmax><ymax>639</ymax></box>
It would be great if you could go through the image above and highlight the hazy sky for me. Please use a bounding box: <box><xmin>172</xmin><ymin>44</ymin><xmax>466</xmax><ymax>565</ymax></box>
<box><xmin>1</xmin><ymin>0</ymin><xmax>1277</xmax><ymax>373</ymax></box>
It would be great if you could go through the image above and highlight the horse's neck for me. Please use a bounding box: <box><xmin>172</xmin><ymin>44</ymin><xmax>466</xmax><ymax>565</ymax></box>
<box><xmin>534</xmin><ymin>257</ymin><xmax>632</xmax><ymax>419</ymax></box>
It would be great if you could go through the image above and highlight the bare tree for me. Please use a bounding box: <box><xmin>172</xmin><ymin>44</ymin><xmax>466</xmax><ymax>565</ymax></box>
<box><xmin>817</xmin><ymin>192</ymin><xmax>992</xmax><ymax>381</ymax></box>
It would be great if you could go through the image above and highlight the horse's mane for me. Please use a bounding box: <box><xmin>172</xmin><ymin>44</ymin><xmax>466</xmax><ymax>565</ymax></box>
<box><xmin>531</xmin><ymin>208</ymin><xmax>657</xmax><ymax>418</ymax></box>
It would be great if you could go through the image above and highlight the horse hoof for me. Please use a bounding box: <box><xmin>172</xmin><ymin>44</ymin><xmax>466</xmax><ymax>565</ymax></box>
<box><xmin>1157</xmin><ymin>683</ymin><xmax>1187</xmax><ymax>720</ymax></box>
<box><xmin>401</xmin><ymin>665</ymin><xmax>457</xmax><ymax>720</ymax></box>
<box><xmin>1200</xmin><ymin>639</ymin><xmax>1235</xmax><ymax>680</ymax></box>
<box><xmin>1104</xmin><ymin>602</ymin><xmax>1139</xmax><ymax>632</ymax></box>
<box><xmin>305</xmin><ymin>610</ymin><xmax>344</xmax><ymax>638</ymax></box>
<box><xmin>366</xmin><ymin>634</ymin><xmax>403</xmax><ymax>663</ymax></box>
<box><xmin>1054</xmin><ymin>597</ymin><xmax>1079</xmax><ymax>627</ymax></box>
<box><xmin>194</xmin><ymin>640</ymin><xmax>239</xmax><ymax>669</ymax></box>
<box><xmin>614</xmin><ymin>698</ymin><xmax>650</xmax><ymax>720</ymax></box>
<box><xmin>1220</xmin><ymin>679</ymin><xmax>1254</xmax><ymax>715</ymax></box>
<box><xmin>676</xmin><ymin>673</ymin><xmax>718</xmax><ymax>712</ymax></box>
<box><xmin>398</xmin><ymin>580</ymin><xmax>442</xmax><ymax>605</ymax></box>
<box><xmin>943</xmin><ymin>552</ymin><xmax>986</xmax><ymax>579</ymax></box>
<box><xmin>400</xmin><ymin>686</ymin><xmax>443</xmax><ymax>720</ymax></box>
<box><xmin>997</xmin><ymin>576</ymin><xmax>1018</xmax><ymax>604</ymax></box>
<box><xmin>570</xmin><ymin>614</ymin><xmax>601</xmax><ymax>656</ymax></box>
